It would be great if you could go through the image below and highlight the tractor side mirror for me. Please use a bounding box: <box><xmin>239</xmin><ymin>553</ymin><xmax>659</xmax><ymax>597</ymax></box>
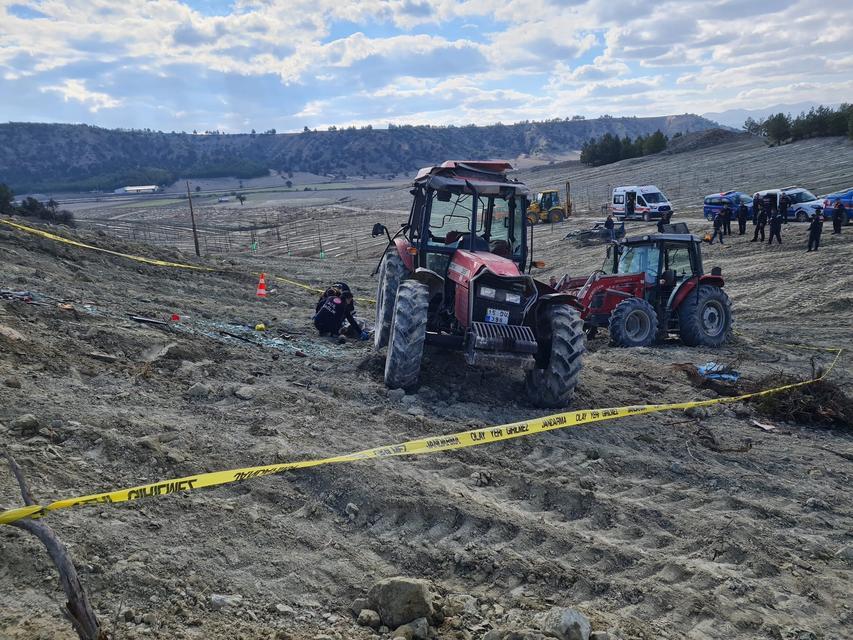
<box><xmin>371</xmin><ymin>223</ymin><xmax>387</xmax><ymax>238</ymax></box>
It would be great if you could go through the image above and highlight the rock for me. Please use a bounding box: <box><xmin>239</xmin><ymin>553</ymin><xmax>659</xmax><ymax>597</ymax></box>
<box><xmin>345</xmin><ymin>502</ymin><xmax>359</xmax><ymax>521</ymax></box>
<box><xmin>401</xmin><ymin>395</ymin><xmax>417</xmax><ymax>406</ymax></box>
<box><xmin>445</xmin><ymin>594</ymin><xmax>479</xmax><ymax>617</ymax></box>
<box><xmin>590</xmin><ymin>633</ymin><xmax>610</xmax><ymax>640</ymax></box>
<box><xmin>3</xmin><ymin>377</ymin><xmax>21</xmax><ymax>389</ymax></box>
<box><xmin>121</xmin><ymin>608</ymin><xmax>135</xmax><ymax>622</ymax></box>
<box><xmin>88</xmin><ymin>351</ymin><xmax>119</xmax><ymax>363</ymax></box>
<box><xmin>470</xmin><ymin>471</ymin><xmax>492</xmax><ymax>486</ymax></box>
<box><xmin>485</xmin><ymin>631</ymin><xmax>547</xmax><ymax>640</ymax></box>
<box><xmin>387</xmin><ymin>388</ymin><xmax>406</xmax><ymax>403</ymax></box>
<box><xmin>357</xmin><ymin>609</ymin><xmax>381</xmax><ymax>628</ymax></box>
<box><xmin>274</xmin><ymin>604</ymin><xmax>295</xmax><ymax>615</ymax></box>
<box><xmin>407</xmin><ymin>405</ymin><xmax>425</xmax><ymax>416</ymax></box>
<box><xmin>141</xmin><ymin>612</ymin><xmax>156</xmax><ymax>625</ymax></box>
<box><xmin>409</xmin><ymin>617</ymin><xmax>430</xmax><ymax>639</ymax></box>
<box><xmin>210</xmin><ymin>594</ymin><xmax>243</xmax><ymax>610</ymax></box>
<box><xmin>11</xmin><ymin>413</ymin><xmax>39</xmax><ymax>435</ymax></box>
<box><xmin>187</xmin><ymin>382</ymin><xmax>211</xmax><ymax>398</ymax></box>
<box><xmin>805</xmin><ymin>497</ymin><xmax>829</xmax><ymax>510</ymax></box>
<box><xmin>685</xmin><ymin>406</ymin><xmax>710</xmax><ymax>419</ymax></box>
<box><xmin>0</xmin><ymin>325</ymin><xmax>26</xmax><ymax>341</ymax></box>
<box><xmin>351</xmin><ymin>597</ymin><xmax>369</xmax><ymax>616</ymax></box>
<box><xmin>392</xmin><ymin>626</ymin><xmax>414</xmax><ymax>640</ymax></box>
<box><xmin>538</xmin><ymin>607</ymin><xmax>591</xmax><ymax>640</ymax></box>
<box><xmin>234</xmin><ymin>386</ymin><xmax>256</xmax><ymax>400</ymax></box>
<box><xmin>368</xmin><ymin>577</ymin><xmax>435</xmax><ymax>628</ymax></box>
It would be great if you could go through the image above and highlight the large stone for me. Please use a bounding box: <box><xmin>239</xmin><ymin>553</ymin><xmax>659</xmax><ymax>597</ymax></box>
<box><xmin>11</xmin><ymin>414</ymin><xmax>39</xmax><ymax>435</ymax></box>
<box><xmin>234</xmin><ymin>386</ymin><xmax>256</xmax><ymax>400</ymax></box>
<box><xmin>209</xmin><ymin>594</ymin><xmax>243</xmax><ymax>610</ymax></box>
<box><xmin>351</xmin><ymin>597</ymin><xmax>369</xmax><ymax>616</ymax></box>
<box><xmin>187</xmin><ymin>382</ymin><xmax>212</xmax><ymax>399</ymax></box>
<box><xmin>539</xmin><ymin>607</ymin><xmax>591</xmax><ymax>640</ymax></box>
<box><xmin>368</xmin><ymin>577</ymin><xmax>435</xmax><ymax>628</ymax></box>
<box><xmin>357</xmin><ymin>609</ymin><xmax>381</xmax><ymax>628</ymax></box>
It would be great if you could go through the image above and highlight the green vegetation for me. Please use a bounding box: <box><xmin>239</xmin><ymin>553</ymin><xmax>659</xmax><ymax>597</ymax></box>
<box><xmin>0</xmin><ymin>183</ymin><xmax>75</xmax><ymax>226</ymax></box>
<box><xmin>579</xmin><ymin>130</ymin><xmax>668</xmax><ymax>166</ymax></box>
<box><xmin>742</xmin><ymin>104</ymin><xmax>853</xmax><ymax>145</ymax></box>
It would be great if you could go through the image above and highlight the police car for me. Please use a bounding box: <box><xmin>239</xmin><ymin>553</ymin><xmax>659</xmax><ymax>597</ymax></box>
<box><xmin>822</xmin><ymin>187</ymin><xmax>852</xmax><ymax>225</ymax></box>
<box><xmin>755</xmin><ymin>187</ymin><xmax>823</xmax><ymax>222</ymax></box>
<box><xmin>703</xmin><ymin>191</ymin><xmax>753</xmax><ymax>221</ymax></box>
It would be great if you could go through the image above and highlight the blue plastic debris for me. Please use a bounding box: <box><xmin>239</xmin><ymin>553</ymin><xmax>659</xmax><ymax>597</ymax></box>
<box><xmin>697</xmin><ymin>362</ymin><xmax>740</xmax><ymax>382</ymax></box>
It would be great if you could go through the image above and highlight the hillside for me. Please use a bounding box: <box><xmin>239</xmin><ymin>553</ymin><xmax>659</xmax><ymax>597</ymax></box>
<box><xmin>0</xmin><ymin>114</ymin><xmax>718</xmax><ymax>193</ymax></box>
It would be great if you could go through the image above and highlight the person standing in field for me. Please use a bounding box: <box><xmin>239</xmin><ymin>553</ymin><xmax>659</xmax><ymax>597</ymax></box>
<box><xmin>807</xmin><ymin>210</ymin><xmax>824</xmax><ymax>251</ymax></box>
<box><xmin>752</xmin><ymin>193</ymin><xmax>761</xmax><ymax>223</ymax></box>
<box><xmin>779</xmin><ymin>192</ymin><xmax>791</xmax><ymax>224</ymax></box>
<box><xmin>832</xmin><ymin>201</ymin><xmax>845</xmax><ymax>234</ymax></box>
<box><xmin>751</xmin><ymin>206</ymin><xmax>767</xmax><ymax>242</ymax></box>
<box><xmin>737</xmin><ymin>201</ymin><xmax>749</xmax><ymax>235</ymax></box>
<box><xmin>768</xmin><ymin>211</ymin><xmax>783</xmax><ymax>245</ymax></box>
<box><xmin>710</xmin><ymin>212</ymin><xmax>725</xmax><ymax>244</ymax></box>
<box><xmin>721</xmin><ymin>203</ymin><xmax>733</xmax><ymax>236</ymax></box>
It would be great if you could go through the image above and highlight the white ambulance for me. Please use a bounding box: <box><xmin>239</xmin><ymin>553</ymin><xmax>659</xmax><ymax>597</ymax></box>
<box><xmin>611</xmin><ymin>185</ymin><xmax>673</xmax><ymax>221</ymax></box>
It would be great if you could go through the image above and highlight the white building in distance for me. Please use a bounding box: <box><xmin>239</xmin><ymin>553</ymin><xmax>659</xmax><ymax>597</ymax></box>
<box><xmin>114</xmin><ymin>185</ymin><xmax>160</xmax><ymax>194</ymax></box>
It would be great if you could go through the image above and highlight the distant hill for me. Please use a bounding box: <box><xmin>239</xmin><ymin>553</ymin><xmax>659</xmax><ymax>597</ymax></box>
<box><xmin>702</xmin><ymin>102</ymin><xmax>843</xmax><ymax>130</ymax></box>
<box><xmin>0</xmin><ymin>114</ymin><xmax>718</xmax><ymax>193</ymax></box>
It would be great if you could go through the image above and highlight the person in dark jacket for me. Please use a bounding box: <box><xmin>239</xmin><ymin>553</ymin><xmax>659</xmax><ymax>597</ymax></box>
<box><xmin>752</xmin><ymin>193</ymin><xmax>761</xmax><ymax>224</ymax></box>
<box><xmin>313</xmin><ymin>283</ymin><xmax>362</xmax><ymax>337</ymax></box>
<box><xmin>751</xmin><ymin>207</ymin><xmax>767</xmax><ymax>242</ymax></box>
<box><xmin>626</xmin><ymin>193</ymin><xmax>635</xmax><ymax>218</ymax></box>
<box><xmin>832</xmin><ymin>201</ymin><xmax>845</xmax><ymax>234</ymax></box>
<box><xmin>721</xmin><ymin>204</ymin><xmax>733</xmax><ymax>236</ymax></box>
<box><xmin>604</xmin><ymin>214</ymin><xmax>615</xmax><ymax>241</ymax></box>
<box><xmin>737</xmin><ymin>202</ymin><xmax>749</xmax><ymax>235</ymax></box>
<box><xmin>807</xmin><ymin>210</ymin><xmax>824</xmax><ymax>251</ymax></box>
<box><xmin>767</xmin><ymin>211</ymin><xmax>782</xmax><ymax>245</ymax></box>
<box><xmin>779</xmin><ymin>192</ymin><xmax>790</xmax><ymax>224</ymax></box>
<box><xmin>710</xmin><ymin>212</ymin><xmax>725</xmax><ymax>244</ymax></box>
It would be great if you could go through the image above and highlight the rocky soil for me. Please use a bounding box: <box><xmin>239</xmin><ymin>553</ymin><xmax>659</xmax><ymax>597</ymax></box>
<box><xmin>0</xmin><ymin>210</ymin><xmax>851</xmax><ymax>640</ymax></box>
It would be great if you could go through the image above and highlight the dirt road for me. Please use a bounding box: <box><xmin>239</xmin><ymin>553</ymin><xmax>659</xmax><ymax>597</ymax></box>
<box><xmin>1</xmin><ymin>213</ymin><xmax>851</xmax><ymax>640</ymax></box>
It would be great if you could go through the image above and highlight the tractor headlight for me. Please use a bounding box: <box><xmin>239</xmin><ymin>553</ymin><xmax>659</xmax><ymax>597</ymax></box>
<box><xmin>480</xmin><ymin>286</ymin><xmax>497</xmax><ymax>299</ymax></box>
<box><xmin>504</xmin><ymin>292</ymin><xmax>522</xmax><ymax>304</ymax></box>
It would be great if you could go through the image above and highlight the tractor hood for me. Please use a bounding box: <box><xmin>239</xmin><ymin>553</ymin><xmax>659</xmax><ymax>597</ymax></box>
<box><xmin>414</xmin><ymin>161</ymin><xmax>530</xmax><ymax>197</ymax></box>
<box><xmin>447</xmin><ymin>250</ymin><xmax>522</xmax><ymax>285</ymax></box>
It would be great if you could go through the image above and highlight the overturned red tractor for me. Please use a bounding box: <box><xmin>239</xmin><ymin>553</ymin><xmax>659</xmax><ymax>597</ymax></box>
<box><xmin>371</xmin><ymin>161</ymin><xmax>584</xmax><ymax>408</ymax></box>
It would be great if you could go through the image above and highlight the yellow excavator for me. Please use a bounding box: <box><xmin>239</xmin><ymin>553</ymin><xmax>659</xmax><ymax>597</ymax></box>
<box><xmin>527</xmin><ymin>181</ymin><xmax>572</xmax><ymax>225</ymax></box>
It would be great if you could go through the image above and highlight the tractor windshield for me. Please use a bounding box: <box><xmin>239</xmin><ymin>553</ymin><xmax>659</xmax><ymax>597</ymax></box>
<box><xmin>613</xmin><ymin>244</ymin><xmax>660</xmax><ymax>283</ymax></box>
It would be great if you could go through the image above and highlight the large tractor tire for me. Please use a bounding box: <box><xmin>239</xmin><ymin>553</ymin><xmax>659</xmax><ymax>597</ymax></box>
<box><xmin>609</xmin><ymin>297</ymin><xmax>658</xmax><ymax>347</ymax></box>
<box><xmin>548</xmin><ymin>208</ymin><xmax>564</xmax><ymax>223</ymax></box>
<box><xmin>677</xmin><ymin>285</ymin><xmax>732</xmax><ymax>347</ymax></box>
<box><xmin>384</xmin><ymin>280</ymin><xmax>429</xmax><ymax>390</ymax></box>
<box><xmin>524</xmin><ymin>305</ymin><xmax>585</xmax><ymax>408</ymax></box>
<box><xmin>374</xmin><ymin>249</ymin><xmax>408</xmax><ymax>349</ymax></box>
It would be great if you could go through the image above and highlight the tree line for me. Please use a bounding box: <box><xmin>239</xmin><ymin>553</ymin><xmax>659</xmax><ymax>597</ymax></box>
<box><xmin>579</xmin><ymin>130</ymin><xmax>668</xmax><ymax>166</ymax></box>
<box><xmin>0</xmin><ymin>183</ymin><xmax>75</xmax><ymax>227</ymax></box>
<box><xmin>743</xmin><ymin>104</ymin><xmax>853</xmax><ymax>145</ymax></box>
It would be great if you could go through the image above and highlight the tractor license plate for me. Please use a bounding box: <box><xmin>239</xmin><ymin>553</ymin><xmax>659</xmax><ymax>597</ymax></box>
<box><xmin>485</xmin><ymin>308</ymin><xmax>509</xmax><ymax>325</ymax></box>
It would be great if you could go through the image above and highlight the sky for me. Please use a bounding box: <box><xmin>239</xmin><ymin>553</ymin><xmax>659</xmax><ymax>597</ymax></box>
<box><xmin>1</xmin><ymin>0</ymin><xmax>851</xmax><ymax>133</ymax></box>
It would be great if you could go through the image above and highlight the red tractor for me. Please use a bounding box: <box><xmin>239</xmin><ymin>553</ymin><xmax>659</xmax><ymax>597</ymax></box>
<box><xmin>371</xmin><ymin>161</ymin><xmax>585</xmax><ymax>408</ymax></box>
<box><xmin>557</xmin><ymin>233</ymin><xmax>733</xmax><ymax>347</ymax></box>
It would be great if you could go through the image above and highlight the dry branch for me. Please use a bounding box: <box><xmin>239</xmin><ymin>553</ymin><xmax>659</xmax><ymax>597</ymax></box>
<box><xmin>3</xmin><ymin>450</ymin><xmax>106</xmax><ymax>640</ymax></box>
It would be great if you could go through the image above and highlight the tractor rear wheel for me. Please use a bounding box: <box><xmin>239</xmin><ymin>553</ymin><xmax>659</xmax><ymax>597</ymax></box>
<box><xmin>609</xmin><ymin>297</ymin><xmax>658</xmax><ymax>347</ymax></box>
<box><xmin>384</xmin><ymin>280</ymin><xmax>429</xmax><ymax>389</ymax></box>
<box><xmin>548</xmin><ymin>208</ymin><xmax>564</xmax><ymax>223</ymax></box>
<box><xmin>374</xmin><ymin>249</ymin><xmax>408</xmax><ymax>349</ymax></box>
<box><xmin>677</xmin><ymin>285</ymin><xmax>732</xmax><ymax>347</ymax></box>
<box><xmin>524</xmin><ymin>305</ymin><xmax>585</xmax><ymax>408</ymax></box>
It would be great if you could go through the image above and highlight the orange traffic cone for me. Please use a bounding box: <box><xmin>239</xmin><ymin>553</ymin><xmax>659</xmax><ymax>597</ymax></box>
<box><xmin>256</xmin><ymin>273</ymin><xmax>267</xmax><ymax>298</ymax></box>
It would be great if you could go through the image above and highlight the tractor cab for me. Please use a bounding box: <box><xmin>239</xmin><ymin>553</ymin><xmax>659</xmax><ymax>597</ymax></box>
<box><xmin>536</xmin><ymin>190</ymin><xmax>561</xmax><ymax>211</ymax></box>
<box><xmin>371</xmin><ymin>160</ymin><xmax>586</xmax><ymax>408</ymax></box>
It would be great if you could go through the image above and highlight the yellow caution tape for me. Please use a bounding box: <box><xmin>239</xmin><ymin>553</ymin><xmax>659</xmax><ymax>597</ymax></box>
<box><xmin>0</xmin><ymin>218</ymin><xmax>376</xmax><ymax>304</ymax></box>
<box><xmin>0</xmin><ymin>347</ymin><xmax>842</xmax><ymax>526</ymax></box>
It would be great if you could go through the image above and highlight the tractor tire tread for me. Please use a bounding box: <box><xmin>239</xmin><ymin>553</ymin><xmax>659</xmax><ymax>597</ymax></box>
<box><xmin>384</xmin><ymin>280</ymin><xmax>429</xmax><ymax>389</ymax></box>
<box><xmin>374</xmin><ymin>249</ymin><xmax>408</xmax><ymax>349</ymax></box>
<box><xmin>609</xmin><ymin>297</ymin><xmax>658</xmax><ymax>347</ymax></box>
<box><xmin>524</xmin><ymin>305</ymin><xmax>585</xmax><ymax>408</ymax></box>
<box><xmin>677</xmin><ymin>284</ymin><xmax>733</xmax><ymax>347</ymax></box>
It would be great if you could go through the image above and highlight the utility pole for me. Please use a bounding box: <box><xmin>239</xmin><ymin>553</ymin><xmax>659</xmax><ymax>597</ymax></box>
<box><xmin>186</xmin><ymin>181</ymin><xmax>201</xmax><ymax>257</ymax></box>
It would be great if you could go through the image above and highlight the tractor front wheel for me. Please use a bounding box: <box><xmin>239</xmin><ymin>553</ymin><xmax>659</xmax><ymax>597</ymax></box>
<box><xmin>609</xmin><ymin>297</ymin><xmax>658</xmax><ymax>347</ymax></box>
<box><xmin>384</xmin><ymin>280</ymin><xmax>429</xmax><ymax>389</ymax></box>
<box><xmin>677</xmin><ymin>285</ymin><xmax>732</xmax><ymax>347</ymax></box>
<box><xmin>548</xmin><ymin>208</ymin><xmax>564</xmax><ymax>223</ymax></box>
<box><xmin>374</xmin><ymin>249</ymin><xmax>408</xmax><ymax>349</ymax></box>
<box><xmin>524</xmin><ymin>305</ymin><xmax>585</xmax><ymax>408</ymax></box>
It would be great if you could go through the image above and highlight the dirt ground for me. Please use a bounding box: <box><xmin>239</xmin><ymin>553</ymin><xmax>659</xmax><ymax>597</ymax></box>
<box><xmin>0</xmin><ymin>209</ymin><xmax>851</xmax><ymax>640</ymax></box>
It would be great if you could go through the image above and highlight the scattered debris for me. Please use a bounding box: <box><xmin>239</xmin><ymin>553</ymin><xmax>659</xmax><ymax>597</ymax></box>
<box><xmin>750</xmin><ymin>376</ymin><xmax>852</xmax><ymax>429</ymax></box>
<box><xmin>750</xmin><ymin>419</ymin><xmax>777</xmax><ymax>432</ymax></box>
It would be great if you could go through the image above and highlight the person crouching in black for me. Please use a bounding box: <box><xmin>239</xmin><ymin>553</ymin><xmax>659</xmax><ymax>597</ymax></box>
<box><xmin>314</xmin><ymin>283</ymin><xmax>362</xmax><ymax>338</ymax></box>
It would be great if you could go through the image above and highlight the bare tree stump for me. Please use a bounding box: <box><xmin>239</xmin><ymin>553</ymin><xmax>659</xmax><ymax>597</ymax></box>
<box><xmin>4</xmin><ymin>450</ymin><xmax>106</xmax><ymax>640</ymax></box>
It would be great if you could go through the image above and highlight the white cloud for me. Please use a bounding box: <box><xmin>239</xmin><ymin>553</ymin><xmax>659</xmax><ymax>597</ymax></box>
<box><xmin>39</xmin><ymin>78</ymin><xmax>122</xmax><ymax>112</ymax></box>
